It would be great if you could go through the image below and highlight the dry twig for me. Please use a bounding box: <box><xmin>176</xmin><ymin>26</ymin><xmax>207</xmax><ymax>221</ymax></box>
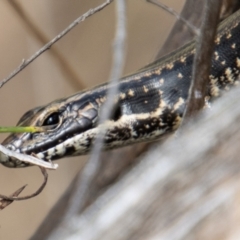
<box><xmin>156</xmin><ymin>0</ymin><xmax>204</xmax><ymax>57</ymax></box>
<box><xmin>0</xmin><ymin>167</ymin><xmax>48</xmax><ymax>201</ymax></box>
<box><xmin>182</xmin><ymin>0</ymin><xmax>223</xmax><ymax>120</ymax></box>
<box><xmin>48</xmin><ymin>1</ymin><xmax>126</xmax><ymax>238</ymax></box>
<box><xmin>8</xmin><ymin>0</ymin><xmax>85</xmax><ymax>90</ymax></box>
<box><xmin>147</xmin><ymin>0</ymin><xmax>199</xmax><ymax>36</ymax></box>
<box><xmin>0</xmin><ymin>185</ymin><xmax>26</xmax><ymax>210</ymax></box>
<box><xmin>0</xmin><ymin>0</ymin><xmax>113</xmax><ymax>89</ymax></box>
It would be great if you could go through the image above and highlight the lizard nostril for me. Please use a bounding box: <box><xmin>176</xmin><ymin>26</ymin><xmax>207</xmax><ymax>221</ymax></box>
<box><xmin>5</xmin><ymin>144</ymin><xmax>15</xmax><ymax>151</ymax></box>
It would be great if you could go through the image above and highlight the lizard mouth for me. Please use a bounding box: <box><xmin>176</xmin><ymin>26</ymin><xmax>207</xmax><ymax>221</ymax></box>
<box><xmin>2</xmin><ymin>116</ymin><xmax>96</xmax><ymax>160</ymax></box>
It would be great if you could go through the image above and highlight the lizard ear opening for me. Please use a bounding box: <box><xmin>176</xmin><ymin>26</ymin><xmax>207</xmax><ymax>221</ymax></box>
<box><xmin>110</xmin><ymin>103</ymin><xmax>122</xmax><ymax>121</ymax></box>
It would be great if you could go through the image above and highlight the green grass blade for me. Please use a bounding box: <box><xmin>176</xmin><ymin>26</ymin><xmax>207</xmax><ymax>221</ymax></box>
<box><xmin>0</xmin><ymin>126</ymin><xmax>44</xmax><ymax>133</ymax></box>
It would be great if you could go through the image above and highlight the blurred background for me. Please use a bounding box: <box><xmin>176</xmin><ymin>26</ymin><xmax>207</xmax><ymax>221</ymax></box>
<box><xmin>0</xmin><ymin>0</ymin><xmax>184</xmax><ymax>239</ymax></box>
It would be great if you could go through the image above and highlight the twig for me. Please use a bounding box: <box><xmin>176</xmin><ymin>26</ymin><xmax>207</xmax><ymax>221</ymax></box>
<box><xmin>47</xmin><ymin>0</ymin><xmax>126</xmax><ymax>238</ymax></box>
<box><xmin>147</xmin><ymin>0</ymin><xmax>199</xmax><ymax>36</ymax></box>
<box><xmin>0</xmin><ymin>0</ymin><xmax>113</xmax><ymax>89</ymax></box>
<box><xmin>182</xmin><ymin>0</ymin><xmax>223</xmax><ymax>120</ymax></box>
<box><xmin>66</xmin><ymin>0</ymin><xmax>126</xmax><ymax>216</ymax></box>
<box><xmin>8</xmin><ymin>0</ymin><xmax>85</xmax><ymax>90</ymax></box>
<box><xmin>0</xmin><ymin>185</ymin><xmax>26</xmax><ymax>210</ymax></box>
<box><xmin>0</xmin><ymin>145</ymin><xmax>58</xmax><ymax>169</ymax></box>
<box><xmin>67</xmin><ymin>0</ymin><xmax>125</xmax><ymax>220</ymax></box>
<box><xmin>156</xmin><ymin>0</ymin><xmax>204</xmax><ymax>58</ymax></box>
<box><xmin>0</xmin><ymin>167</ymin><xmax>48</xmax><ymax>201</ymax></box>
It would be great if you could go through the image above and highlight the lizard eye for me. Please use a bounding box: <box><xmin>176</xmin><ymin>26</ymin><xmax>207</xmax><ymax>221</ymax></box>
<box><xmin>42</xmin><ymin>112</ymin><xmax>60</xmax><ymax>126</ymax></box>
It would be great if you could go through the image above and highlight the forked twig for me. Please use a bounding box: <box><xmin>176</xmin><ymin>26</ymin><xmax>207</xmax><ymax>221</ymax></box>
<box><xmin>0</xmin><ymin>185</ymin><xmax>26</xmax><ymax>210</ymax></box>
<box><xmin>0</xmin><ymin>167</ymin><xmax>48</xmax><ymax>202</ymax></box>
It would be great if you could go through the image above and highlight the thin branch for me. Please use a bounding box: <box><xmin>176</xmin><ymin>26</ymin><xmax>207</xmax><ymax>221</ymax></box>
<box><xmin>147</xmin><ymin>0</ymin><xmax>199</xmax><ymax>36</ymax></box>
<box><xmin>8</xmin><ymin>0</ymin><xmax>85</xmax><ymax>90</ymax></box>
<box><xmin>0</xmin><ymin>0</ymin><xmax>113</xmax><ymax>89</ymax></box>
<box><xmin>0</xmin><ymin>167</ymin><xmax>48</xmax><ymax>201</ymax></box>
<box><xmin>65</xmin><ymin>0</ymin><xmax>126</xmax><ymax>216</ymax></box>
<box><xmin>47</xmin><ymin>0</ymin><xmax>126</xmax><ymax>238</ymax></box>
<box><xmin>156</xmin><ymin>0</ymin><xmax>204</xmax><ymax>57</ymax></box>
<box><xmin>182</xmin><ymin>0</ymin><xmax>223</xmax><ymax>121</ymax></box>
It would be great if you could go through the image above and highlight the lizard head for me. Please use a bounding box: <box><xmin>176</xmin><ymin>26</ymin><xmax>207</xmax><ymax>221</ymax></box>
<box><xmin>1</xmin><ymin>92</ymin><xmax>100</xmax><ymax>167</ymax></box>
